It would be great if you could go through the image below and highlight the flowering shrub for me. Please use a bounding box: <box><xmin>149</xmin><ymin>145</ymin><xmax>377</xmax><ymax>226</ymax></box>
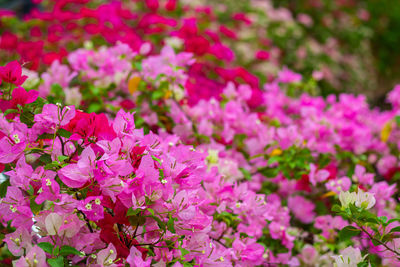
<box><xmin>0</xmin><ymin>0</ymin><xmax>381</xmax><ymax>100</ymax></box>
<box><xmin>0</xmin><ymin>59</ymin><xmax>273</xmax><ymax>266</ymax></box>
<box><xmin>0</xmin><ymin>1</ymin><xmax>400</xmax><ymax>267</ymax></box>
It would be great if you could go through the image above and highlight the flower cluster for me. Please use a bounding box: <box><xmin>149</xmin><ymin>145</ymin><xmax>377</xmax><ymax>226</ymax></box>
<box><xmin>0</xmin><ymin>1</ymin><xmax>400</xmax><ymax>266</ymax></box>
<box><xmin>0</xmin><ymin>60</ymin><xmax>272</xmax><ymax>266</ymax></box>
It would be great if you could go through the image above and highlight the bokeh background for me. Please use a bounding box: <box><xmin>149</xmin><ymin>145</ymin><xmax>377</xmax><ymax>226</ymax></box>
<box><xmin>1</xmin><ymin>0</ymin><xmax>399</xmax><ymax>106</ymax></box>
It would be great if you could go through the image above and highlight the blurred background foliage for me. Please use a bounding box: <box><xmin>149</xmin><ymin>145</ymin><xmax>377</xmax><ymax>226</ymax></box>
<box><xmin>271</xmin><ymin>0</ymin><xmax>400</xmax><ymax>106</ymax></box>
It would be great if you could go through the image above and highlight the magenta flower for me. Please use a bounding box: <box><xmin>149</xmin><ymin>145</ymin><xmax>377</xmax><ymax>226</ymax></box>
<box><xmin>11</xmin><ymin>87</ymin><xmax>39</xmax><ymax>107</ymax></box>
<box><xmin>58</xmin><ymin>146</ymin><xmax>95</xmax><ymax>188</ymax></box>
<box><xmin>34</xmin><ymin>104</ymin><xmax>76</xmax><ymax>134</ymax></box>
<box><xmin>287</xmin><ymin>195</ymin><xmax>316</xmax><ymax>224</ymax></box>
<box><xmin>0</xmin><ymin>61</ymin><xmax>28</xmax><ymax>86</ymax></box>
<box><xmin>77</xmin><ymin>196</ymin><xmax>104</xmax><ymax>221</ymax></box>
<box><xmin>126</xmin><ymin>246</ymin><xmax>151</xmax><ymax>267</ymax></box>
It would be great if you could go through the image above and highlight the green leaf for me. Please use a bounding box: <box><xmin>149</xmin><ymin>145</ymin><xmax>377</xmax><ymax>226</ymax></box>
<box><xmin>390</xmin><ymin>226</ymin><xmax>400</xmax><ymax>233</ymax></box>
<box><xmin>147</xmin><ymin>208</ymin><xmax>155</xmax><ymax>216</ymax></box>
<box><xmin>57</xmin><ymin>155</ymin><xmax>69</xmax><ymax>162</ymax></box>
<box><xmin>32</xmin><ymin>96</ymin><xmax>47</xmax><ymax>108</ymax></box>
<box><xmin>59</xmin><ymin>245</ymin><xmax>82</xmax><ymax>256</ymax></box>
<box><xmin>239</xmin><ymin>168</ymin><xmax>252</xmax><ymax>181</ymax></box>
<box><xmin>30</xmin><ymin>198</ymin><xmax>43</xmax><ymax>215</ymax></box>
<box><xmin>357</xmin><ymin>261</ymin><xmax>369</xmax><ymax>267</ymax></box>
<box><xmin>258</xmin><ymin>167</ymin><xmax>279</xmax><ymax>178</ymax></box>
<box><xmin>53</xmin><ymin>246</ymin><xmax>60</xmax><ymax>256</ymax></box>
<box><xmin>180</xmin><ymin>248</ymin><xmax>190</xmax><ymax>256</ymax></box>
<box><xmin>39</xmin><ymin>154</ymin><xmax>52</xmax><ymax>164</ymax></box>
<box><xmin>27</xmin><ymin>185</ymin><xmax>35</xmax><ymax>196</ymax></box>
<box><xmin>127</xmin><ymin>207</ymin><xmax>141</xmax><ymax>216</ymax></box>
<box><xmin>167</xmin><ymin>216</ymin><xmax>176</xmax><ymax>234</ymax></box>
<box><xmin>395</xmin><ymin>115</ymin><xmax>400</xmax><ymax>126</ymax></box>
<box><xmin>133</xmin><ymin>62</ymin><xmax>142</xmax><ymax>71</ymax></box>
<box><xmin>20</xmin><ymin>108</ymin><xmax>34</xmax><ymax>127</ymax></box>
<box><xmin>0</xmin><ymin>178</ymin><xmax>10</xmax><ymax>198</ymax></box>
<box><xmin>331</xmin><ymin>204</ymin><xmax>342</xmax><ymax>213</ymax></box>
<box><xmin>88</xmin><ymin>103</ymin><xmax>102</xmax><ymax>113</ymax></box>
<box><xmin>51</xmin><ymin>84</ymin><xmax>64</xmax><ymax>97</ymax></box>
<box><xmin>339</xmin><ymin>226</ymin><xmax>361</xmax><ymax>241</ymax></box>
<box><xmin>47</xmin><ymin>256</ymin><xmax>64</xmax><ymax>267</ymax></box>
<box><xmin>152</xmin><ymin>90</ymin><xmax>164</xmax><ymax>100</ymax></box>
<box><xmin>45</xmin><ymin>161</ymin><xmax>61</xmax><ymax>170</ymax></box>
<box><xmin>149</xmin><ymin>215</ymin><xmax>165</xmax><ymax>229</ymax></box>
<box><xmin>388</xmin><ymin>218</ymin><xmax>400</xmax><ymax>224</ymax></box>
<box><xmin>267</xmin><ymin>156</ymin><xmax>281</xmax><ymax>165</ymax></box>
<box><xmin>57</xmin><ymin>128</ymin><xmax>72</xmax><ymax>138</ymax></box>
<box><xmin>4</xmin><ymin>109</ymin><xmax>18</xmax><ymax>116</ymax></box>
<box><xmin>38</xmin><ymin>242</ymin><xmax>54</xmax><ymax>255</ymax></box>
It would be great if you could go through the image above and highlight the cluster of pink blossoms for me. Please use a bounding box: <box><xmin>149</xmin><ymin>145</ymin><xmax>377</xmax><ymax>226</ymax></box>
<box><xmin>0</xmin><ymin>59</ymin><xmax>275</xmax><ymax>266</ymax></box>
<box><xmin>0</xmin><ymin>31</ymin><xmax>400</xmax><ymax>265</ymax></box>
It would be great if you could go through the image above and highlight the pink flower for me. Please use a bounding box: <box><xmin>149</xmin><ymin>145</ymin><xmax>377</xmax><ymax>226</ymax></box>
<box><xmin>34</xmin><ymin>104</ymin><xmax>76</xmax><ymax>133</ymax></box>
<box><xmin>309</xmin><ymin>164</ymin><xmax>330</xmax><ymax>186</ymax></box>
<box><xmin>126</xmin><ymin>246</ymin><xmax>151</xmax><ymax>267</ymax></box>
<box><xmin>4</xmin><ymin>227</ymin><xmax>32</xmax><ymax>256</ymax></box>
<box><xmin>300</xmin><ymin>245</ymin><xmax>317</xmax><ymax>265</ymax></box>
<box><xmin>287</xmin><ymin>195</ymin><xmax>315</xmax><ymax>224</ymax></box>
<box><xmin>58</xmin><ymin>146</ymin><xmax>96</xmax><ymax>188</ymax></box>
<box><xmin>353</xmin><ymin>165</ymin><xmax>374</xmax><ymax>186</ymax></box>
<box><xmin>255</xmin><ymin>50</ymin><xmax>270</xmax><ymax>60</ymax></box>
<box><xmin>96</xmin><ymin>243</ymin><xmax>117</xmax><ymax>266</ymax></box>
<box><xmin>77</xmin><ymin>196</ymin><xmax>104</xmax><ymax>221</ymax></box>
<box><xmin>0</xmin><ymin>186</ymin><xmax>32</xmax><ymax>228</ymax></box>
<box><xmin>277</xmin><ymin>67</ymin><xmax>302</xmax><ymax>83</ymax></box>
<box><xmin>0</xmin><ymin>61</ymin><xmax>27</xmax><ymax>86</ymax></box>
<box><xmin>11</xmin><ymin>87</ymin><xmax>38</xmax><ymax>107</ymax></box>
<box><xmin>35</xmin><ymin>171</ymin><xmax>60</xmax><ymax>204</ymax></box>
<box><xmin>14</xmin><ymin>245</ymin><xmax>47</xmax><ymax>267</ymax></box>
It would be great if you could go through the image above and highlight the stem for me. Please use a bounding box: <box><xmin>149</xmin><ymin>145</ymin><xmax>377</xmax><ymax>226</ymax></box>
<box><xmin>213</xmin><ymin>238</ymin><xmax>228</xmax><ymax>248</ymax></box>
<box><xmin>75</xmin><ymin>193</ymin><xmax>94</xmax><ymax>233</ymax></box>
<box><xmin>57</xmin><ymin>135</ymin><xmax>66</xmax><ymax>156</ymax></box>
<box><xmin>359</xmin><ymin>225</ymin><xmax>400</xmax><ymax>257</ymax></box>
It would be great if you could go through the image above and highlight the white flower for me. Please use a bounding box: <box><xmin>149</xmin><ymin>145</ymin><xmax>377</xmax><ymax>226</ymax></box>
<box><xmin>165</xmin><ymin>37</ymin><xmax>183</xmax><ymax>49</ymax></box>
<box><xmin>45</xmin><ymin>213</ymin><xmax>62</xmax><ymax>236</ymax></box>
<box><xmin>339</xmin><ymin>191</ymin><xmax>357</xmax><ymax>208</ymax></box>
<box><xmin>65</xmin><ymin>87</ymin><xmax>82</xmax><ymax>107</ymax></box>
<box><xmin>355</xmin><ymin>189</ymin><xmax>376</xmax><ymax>210</ymax></box>
<box><xmin>332</xmin><ymin>246</ymin><xmax>368</xmax><ymax>267</ymax></box>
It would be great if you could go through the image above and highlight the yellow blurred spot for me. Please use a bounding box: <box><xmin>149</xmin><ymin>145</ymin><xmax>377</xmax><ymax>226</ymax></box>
<box><xmin>381</xmin><ymin>121</ymin><xmax>392</xmax><ymax>142</ymax></box>
<box><xmin>164</xmin><ymin>90</ymin><xmax>172</xmax><ymax>99</ymax></box>
<box><xmin>128</xmin><ymin>76</ymin><xmax>141</xmax><ymax>95</ymax></box>
<box><xmin>270</xmin><ymin>148</ymin><xmax>282</xmax><ymax>157</ymax></box>
<box><xmin>321</xmin><ymin>191</ymin><xmax>336</xmax><ymax>199</ymax></box>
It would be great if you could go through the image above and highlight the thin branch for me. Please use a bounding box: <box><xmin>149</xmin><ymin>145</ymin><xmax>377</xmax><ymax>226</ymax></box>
<box><xmin>359</xmin><ymin>225</ymin><xmax>400</xmax><ymax>257</ymax></box>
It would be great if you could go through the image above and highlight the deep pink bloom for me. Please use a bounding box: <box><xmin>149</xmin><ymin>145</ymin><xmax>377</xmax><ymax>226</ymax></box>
<box><xmin>11</xmin><ymin>87</ymin><xmax>39</xmax><ymax>107</ymax></box>
<box><xmin>0</xmin><ymin>61</ymin><xmax>27</xmax><ymax>86</ymax></box>
<box><xmin>255</xmin><ymin>50</ymin><xmax>270</xmax><ymax>60</ymax></box>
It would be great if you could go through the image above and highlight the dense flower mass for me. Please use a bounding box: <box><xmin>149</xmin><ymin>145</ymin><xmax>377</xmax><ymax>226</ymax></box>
<box><xmin>0</xmin><ymin>0</ymin><xmax>400</xmax><ymax>267</ymax></box>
